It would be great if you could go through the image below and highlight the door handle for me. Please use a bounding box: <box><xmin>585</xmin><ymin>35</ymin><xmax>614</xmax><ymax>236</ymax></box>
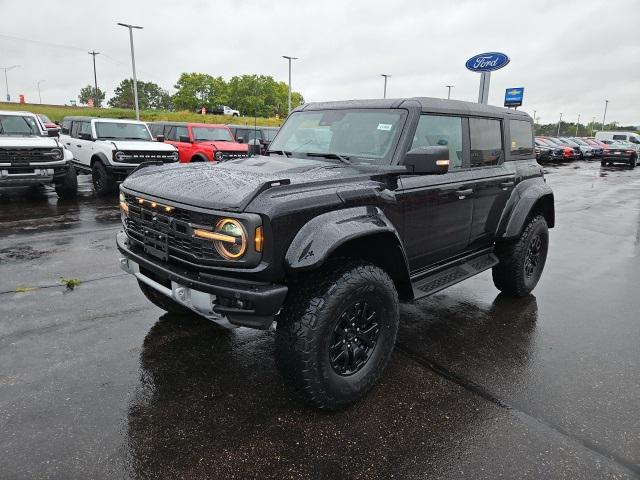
<box><xmin>500</xmin><ymin>181</ymin><xmax>515</xmax><ymax>189</ymax></box>
<box><xmin>455</xmin><ymin>188</ymin><xmax>473</xmax><ymax>199</ymax></box>
<box><xmin>76</xmin><ymin>145</ymin><xmax>82</xmax><ymax>148</ymax></box>
<box><xmin>65</xmin><ymin>142</ymin><xmax>71</xmax><ymax>146</ymax></box>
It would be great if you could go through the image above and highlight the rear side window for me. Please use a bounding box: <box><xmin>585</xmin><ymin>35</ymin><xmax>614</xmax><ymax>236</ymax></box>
<box><xmin>70</xmin><ymin>121</ymin><xmax>80</xmax><ymax>138</ymax></box>
<box><xmin>411</xmin><ymin>115</ymin><xmax>464</xmax><ymax>169</ymax></box>
<box><xmin>612</xmin><ymin>134</ymin><xmax>626</xmax><ymax>141</ymax></box>
<box><xmin>509</xmin><ymin>120</ymin><xmax>534</xmax><ymax>156</ymax></box>
<box><xmin>469</xmin><ymin>118</ymin><xmax>503</xmax><ymax>167</ymax></box>
<box><xmin>176</xmin><ymin>126</ymin><xmax>188</xmax><ymax>139</ymax></box>
<box><xmin>79</xmin><ymin>122</ymin><xmax>92</xmax><ymax>136</ymax></box>
<box><xmin>61</xmin><ymin>120</ymin><xmax>71</xmax><ymax>135</ymax></box>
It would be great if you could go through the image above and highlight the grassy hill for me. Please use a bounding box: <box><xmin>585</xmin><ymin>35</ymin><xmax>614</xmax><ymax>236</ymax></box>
<box><xmin>0</xmin><ymin>102</ymin><xmax>283</xmax><ymax>127</ymax></box>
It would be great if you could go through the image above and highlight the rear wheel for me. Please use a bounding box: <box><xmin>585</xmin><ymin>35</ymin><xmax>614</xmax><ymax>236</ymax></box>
<box><xmin>55</xmin><ymin>166</ymin><xmax>78</xmax><ymax>199</ymax></box>
<box><xmin>91</xmin><ymin>161</ymin><xmax>117</xmax><ymax>196</ymax></box>
<box><xmin>601</xmin><ymin>159</ymin><xmax>607</xmax><ymax>166</ymax></box>
<box><xmin>629</xmin><ymin>155</ymin><xmax>637</xmax><ymax>169</ymax></box>
<box><xmin>137</xmin><ymin>280</ymin><xmax>192</xmax><ymax>316</ymax></box>
<box><xmin>275</xmin><ymin>260</ymin><xmax>399</xmax><ymax>410</ymax></box>
<box><xmin>492</xmin><ymin>215</ymin><xmax>549</xmax><ymax>297</ymax></box>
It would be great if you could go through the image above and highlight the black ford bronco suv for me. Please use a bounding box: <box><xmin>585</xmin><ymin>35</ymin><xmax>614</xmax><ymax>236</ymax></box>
<box><xmin>117</xmin><ymin>98</ymin><xmax>554</xmax><ymax>410</ymax></box>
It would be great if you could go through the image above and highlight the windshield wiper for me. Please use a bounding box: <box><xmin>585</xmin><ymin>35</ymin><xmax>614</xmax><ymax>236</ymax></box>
<box><xmin>305</xmin><ymin>152</ymin><xmax>351</xmax><ymax>164</ymax></box>
<box><xmin>268</xmin><ymin>149</ymin><xmax>291</xmax><ymax>158</ymax></box>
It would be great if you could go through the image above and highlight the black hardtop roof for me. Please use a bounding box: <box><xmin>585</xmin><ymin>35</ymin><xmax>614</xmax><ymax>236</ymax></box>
<box><xmin>61</xmin><ymin>116</ymin><xmax>145</xmax><ymax>122</ymax></box>
<box><xmin>227</xmin><ymin>124</ymin><xmax>280</xmax><ymax>130</ymax></box>
<box><xmin>297</xmin><ymin>96</ymin><xmax>531</xmax><ymax>120</ymax></box>
<box><xmin>147</xmin><ymin>121</ymin><xmax>231</xmax><ymax>128</ymax></box>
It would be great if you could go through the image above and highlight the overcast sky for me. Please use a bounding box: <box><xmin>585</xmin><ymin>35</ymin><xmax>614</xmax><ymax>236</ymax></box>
<box><xmin>1</xmin><ymin>0</ymin><xmax>638</xmax><ymax>125</ymax></box>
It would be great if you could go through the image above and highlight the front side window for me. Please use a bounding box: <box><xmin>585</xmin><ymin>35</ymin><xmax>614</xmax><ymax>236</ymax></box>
<box><xmin>509</xmin><ymin>119</ymin><xmax>534</xmax><ymax>156</ymax></box>
<box><xmin>192</xmin><ymin>126</ymin><xmax>234</xmax><ymax>142</ymax></box>
<box><xmin>94</xmin><ymin>122</ymin><xmax>151</xmax><ymax>141</ymax></box>
<box><xmin>411</xmin><ymin>115</ymin><xmax>463</xmax><ymax>169</ymax></box>
<box><xmin>0</xmin><ymin>115</ymin><xmax>40</xmax><ymax>136</ymax></box>
<box><xmin>470</xmin><ymin>118</ymin><xmax>503</xmax><ymax>167</ymax></box>
<box><xmin>79</xmin><ymin>122</ymin><xmax>92</xmax><ymax>136</ymax></box>
<box><xmin>268</xmin><ymin>109</ymin><xmax>407</xmax><ymax>164</ymax></box>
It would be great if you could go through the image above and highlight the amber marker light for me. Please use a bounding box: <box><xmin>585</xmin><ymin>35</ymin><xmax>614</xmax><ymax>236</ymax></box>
<box><xmin>254</xmin><ymin>226</ymin><xmax>264</xmax><ymax>252</ymax></box>
<box><xmin>165</xmin><ymin>206</ymin><xmax>174</xmax><ymax>213</ymax></box>
<box><xmin>119</xmin><ymin>202</ymin><xmax>129</xmax><ymax>215</ymax></box>
<box><xmin>193</xmin><ymin>228</ymin><xmax>237</xmax><ymax>243</ymax></box>
<box><xmin>137</xmin><ymin>198</ymin><xmax>144</xmax><ymax>204</ymax></box>
<box><xmin>151</xmin><ymin>202</ymin><xmax>157</xmax><ymax>208</ymax></box>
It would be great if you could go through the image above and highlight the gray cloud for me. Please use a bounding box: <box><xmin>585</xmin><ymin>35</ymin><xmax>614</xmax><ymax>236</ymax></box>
<box><xmin>1</xmin><ymin>0</ymin><xmax>638</xmax><ymax>125</ymax></box>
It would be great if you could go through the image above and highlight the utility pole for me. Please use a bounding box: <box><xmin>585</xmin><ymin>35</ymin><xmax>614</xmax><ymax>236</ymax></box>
<box><xmin>117</xmin><ymin>23</ymin><xmax>143</xmax><ymax>120</ymax></box>
<box><xmin>575</xmin><ymin>114</ymin><xmax>580</xmax><ymax>136</ymax></box>
<box><xmin>533</xmin><ymin>110</ymin><xmax>537</xmax><ymax>123</ymax></box>
<box><xmin>88</xmin><ymin>51</ymin><xmax>100</xmax><ymax>107</ymax></box>
<box><xmin>282</xmin><ymin>55</ymin><xmax>297</xmax><ymax>115</ymax></box>
<box><xmin>445</xmin><ymin>85</ymin><xmax>454</xmax><ymax>100</ymax></box>
<box><xmin>37</xmin><ymin>80</ymin><xmax>45</xmax><ymax>104</ymax></box>
<box><xmin>1</xmin><ymin>65</ymin><xmax>19</xmax><ymax>102</ymax></box>
<box><xmin>601</xmin><ymin>100</ymin><xmax>609</xmax><ymax>133</ymax></box>
<box><xmin>381</xmin><ymin>74</ymin><xmax>391</xmax><ymax>99</ymax></box>
<box><xmin>557</xmin><ymin>113</ymin><xmax>563</xmax><ymax>136</ymax></box>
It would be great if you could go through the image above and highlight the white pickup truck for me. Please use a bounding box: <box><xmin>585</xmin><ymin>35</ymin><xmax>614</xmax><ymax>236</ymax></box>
<box><xmin>0</xmin><ymin>110</ymin><xmax>77</xmax><ymax>199</ymax></box>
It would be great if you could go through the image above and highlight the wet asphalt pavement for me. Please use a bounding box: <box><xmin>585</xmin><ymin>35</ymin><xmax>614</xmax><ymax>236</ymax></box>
<box><xmin>1</xmin><ymin>162</ymin><xmax>639</xmax><ymax>479</ymax></box>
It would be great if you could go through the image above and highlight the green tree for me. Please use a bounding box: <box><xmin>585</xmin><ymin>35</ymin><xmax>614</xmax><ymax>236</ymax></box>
<box><xmin>108</xmin><ymin>79</ymin><xmax>172</xmax><ymax>110</ymax></box>
<box><xmin>172</xmin><ymin>73</ymin><xmax>228</xmax><ymax>112</ymax></box>
<box><xmin>78</xmin><ymin>85</ymin><xmax>105</xmax><ymax>107</ymax></box>
<box><xmin>227</xmin><ymin>75</ymin><xmax>304</xmax><ymax>118</ymax></box>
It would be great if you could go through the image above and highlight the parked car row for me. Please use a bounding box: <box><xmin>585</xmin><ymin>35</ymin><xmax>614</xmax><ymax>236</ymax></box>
<box><xmin>535</xmin><ymin>132</ymin><xmax>639</xmax><ymax>168</ymax></box>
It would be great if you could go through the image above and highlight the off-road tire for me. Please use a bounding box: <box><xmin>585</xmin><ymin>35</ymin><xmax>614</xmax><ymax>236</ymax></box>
<box><xmin>492</xmin><ymin>215</ymin><xmax>549</xmax><ymax>298</ymax></box>
<box><xmin>91</xmin><ymin>161</ymin><xmax>117</xmax><ymax>196</ymax></box>
<box><xmin>601</xmin><ymin>159</ymin><xmax>607</xmax><ymax>166</ymax></box>
<box><xmin>54</xmin><ymin>166</ymin><xmax>78</xmax><ymax>199</ymax></box>
<box><xmin>629</xmin><ymin>155</ymin><xmax>637</xmax><ymax>169</ymax></box>
<box><xmin>138</xmin><ymin>280</ymin><xmax>192</xmax><ymax>316</ymax></box>
<box><xmin>275</xmin><ymin>260</ymin><xmax>399</xmax><ymax>410</ymax></box>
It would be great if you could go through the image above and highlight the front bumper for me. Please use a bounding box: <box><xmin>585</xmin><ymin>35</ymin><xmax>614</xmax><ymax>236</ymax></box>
<box><xmin>0</xmin><ymin>161</ymin><xmax>70</xmax><ymax>187</ymax></box>
<box><xmin>117</xmin><ymin>231</ymin><xmax>287</xmax><ymax>329</ymax></box>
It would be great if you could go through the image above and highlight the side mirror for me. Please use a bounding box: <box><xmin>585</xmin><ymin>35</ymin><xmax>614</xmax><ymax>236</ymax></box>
<box><xmin>156</xmin><ymin>135</ymin><xmax>165</xmax><ymax>142</ymax></box>
<box><xmin>47</xmin><ymin>129</ymin><xmax>58</xmax><ymax>137</ymax></box>
<box><xmin>78</xmin><ymin>132</ymin><xmax>93</xmax><ymax>141</ymax></box>
<box><xmin>179</xmin><ymin>135</ymin><xmax>191</xmax><ymax>143</ymax></box>
<box><xmin>237</xmin><ymin>136</ymin><xmax>244</xmax><ymax>144</ymax></box>
<box><xmin>403</xmin><ymin>146</ymin><xmax>450</xmax><ymax>174</ymax></box>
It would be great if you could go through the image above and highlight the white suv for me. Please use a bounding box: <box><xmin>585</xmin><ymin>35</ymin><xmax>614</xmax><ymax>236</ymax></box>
<box><xmin>0</xmin><ymin>110</ymin><xmax>77</xmax><ymax>199</ymax></box>
<box><xmin>59</xmin><ymin>117</ymin><xmax>178</xmax><ymax>195</ymax></box>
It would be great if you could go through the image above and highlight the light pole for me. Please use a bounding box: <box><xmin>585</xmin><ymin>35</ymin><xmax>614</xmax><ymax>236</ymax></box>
<box><xmin>381</xmin><ymin>74</ymin><xmax>391</xmax><ymax>99</ymax></box>
<box><xmin>557</xmin><ymin>113</ymin><xmax>563</xmax><ymax>136</ymax></box>
<box><xmin>575</xmin><ymin>114</ymin><xmax>580</xmax><ymax>136</ymax></box>
<box><xmin>590</xmin><ymin>117</ymin><xmax>596</xmax><ymax>137</ymax></box>
<box><xmin>282</xmin><ymin>55</ymin><xmax>297</xmax><ymax>115</ymax></box>
<box><xmin>1</xmin><ymin>65</ymin><xmax>19</xmax><ymax>102</ymax></box>
<box><xmin>533</xmin><ymin>110</ymin><xmax>537</xmax><ymax>124</ymax></box>
<box><xmin>445</xmin><ymin>85</ymin><xmax>454</xmax><ymax>100</ymax></box>
<box><xmin>117</xmin><ymin>23</ymin><xmax>143</xmax><ymax>120</ymax></box>
<box><xmin>88</xmin><ymin>51</ymin><xmax>100</xmax><ymax>107</ymax></box>
<box><xmin>601</xmin><ymin>100</ymin><xmax>609</xmax><ymax>132</ymax></box>
<box><xmin>37</xmin><ymin>80</ymin><xmax>44</xmax><ymax>104</ymax></box>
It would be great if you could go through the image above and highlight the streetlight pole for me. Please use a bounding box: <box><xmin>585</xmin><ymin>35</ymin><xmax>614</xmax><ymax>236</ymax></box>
<box><xmin>88</xmin><ymin>51</ymin><xmax>100</xmax><ymax>107</ymax></box>
<box><xmin>1</xmin><ymin>65</ymin><xmax>19</xmax><ymax>102</ymax></box>
<box><xmin>557</xmin><ymin>113</ymin><xmax>563</xmax><ymax>136</ymax></box>
<box><xmin>381</xmin><ymin>74</ymin><xmax>391</xmax><ymax>99</ymax></box>
<box><xmin>575</xmin><ymin>114</ymin><xmax>580</xmax><ymax>136</ymax></box>
<box><xmin>533</xmin><ymin>110</ymin><xmax>537</xmax><ymax>123</ymax></box>
<box><xmin>37</xmin><ymin>80</ymin><xmax>44</xmax><ymax>104</ymax></box>
<box><xmin>601</xmin><ymin>100</ymin><xmax>609</xmax><ymax>132</ymax></box>
<box><xmin>590</xmin><ymin>117</ymin><xmax>596</xmax><ymax>137</ymax></box>
<box><xmin>117</xmin><ymin>23</ymin><xmax>143</xmax><ymax>120</ymax></box>
<box><xmin>282</xmin><ymin>55</ymin><xmax>297</xmax><ymax>115</ymax></box>
<box><xmin>445</xmin><ymin>85</ymin><xmax>454</xmax><ymax>99</ymax></box>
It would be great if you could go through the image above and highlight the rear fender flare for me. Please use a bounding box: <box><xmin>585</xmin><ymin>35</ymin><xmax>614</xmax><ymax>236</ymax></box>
<box><xmin>497</xmin><ymin>178</ymin><xmax>554</xmax><ymax>240</ymax></box>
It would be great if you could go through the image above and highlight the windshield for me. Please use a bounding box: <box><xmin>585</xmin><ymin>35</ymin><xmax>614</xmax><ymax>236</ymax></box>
<box><xmin>38</xmin><ymin>114</ymin><xmax>52</xmax><ymax>123</ymax></box>
<box><xmin>192</xmin><ymin>126</ymin><xmax>234</xmax><ymax>142</ymax></box>
<box><xmin>95</xmin><ymin>122</ymin><xmax>151</xmax><ymax>140</ymax></box>
<box><xmin>571</xmin><ymin>138</ymin><xmax>588</xmax><ymax>146</ymax></box>
<box><xmin>263</xmin><ymin>129</ymin><xmax>279</xmax><ymax>142</ymax></box>
<box><xmin>268</xmin><ymin>109</ymin><xmax>406</xmax><ymax>164</ymax></box>
<box><xmin>0</xmin><ymin>114</ymin><xmax>41</xmax><ymax>136</ymax></box>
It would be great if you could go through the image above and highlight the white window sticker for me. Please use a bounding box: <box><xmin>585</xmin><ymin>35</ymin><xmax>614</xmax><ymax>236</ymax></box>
<box><xmin>377</xmin><ymin>123</ymin><xmax>392</xmax><ymax>131</ymax></box>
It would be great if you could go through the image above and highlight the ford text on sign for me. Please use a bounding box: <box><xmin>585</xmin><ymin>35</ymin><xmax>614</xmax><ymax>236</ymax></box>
<box><xmin>465</xmin><ymin>52</ymin><xmax>510</xmax><ymax>72</ymax></box>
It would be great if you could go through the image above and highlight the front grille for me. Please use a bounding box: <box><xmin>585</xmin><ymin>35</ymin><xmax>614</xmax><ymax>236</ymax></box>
<box><xmin>219</xmin><ymin>151</ymin><xmax>248</xmax><ymax>161</ymax></box>
<box><xmin>123</xmin><ymin>193</ymin><xmax>224</xmax><ymax>265</ymax></box>
<box><xmin>0</xmin><ymin>147</ymin><xmax>62</xmax><ymax>164</ymax></box>
<box><xmin>115</xmin><ymin>150</ymin><xmax>177</xmax><ymax>164</ymax></box>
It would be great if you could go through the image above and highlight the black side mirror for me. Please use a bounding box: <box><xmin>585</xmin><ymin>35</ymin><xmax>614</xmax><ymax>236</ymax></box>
<box><xmin>47</xmin><ymin>129</ymin><xmax>58</xmax><ymax>137</ymax></box>
<box><xmin>179</xmin><ymin>135</ymin><xmax>191</xmax><ymax>143</ymax></box>
<box><xmin>156</xmin><ymin>135</ymin><xmax>165</xmax><ymax>142</ymax></box>
<box><xmin>403</xmin><ymin>146</ymin><xmax>450</xmax><ymax>174</ymax></box>
<box><xmin>237</xmin><ymin>136</ymin><xmax>244</xmax><ymax>144</ymax></box>
<box><xmin>78</xmin><ymin>132</ymin><xmax>93</xmax><ymax>141</ymax></box>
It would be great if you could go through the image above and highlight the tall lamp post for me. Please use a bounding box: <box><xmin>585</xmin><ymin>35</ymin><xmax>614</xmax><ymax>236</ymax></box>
<box><xmin>601</xmin><ymin>100</ymin><xmax>609</xmax><ymax>132</ymax></box>
<box><xmin>282</xmin><ymin>55</ymin><xmax>297</xmax><ymax>115</ymax></box>
<box><xmin>445</xmin><ymin>85</ymin><xmax>454</xmax><ymax>99</ymax></box>
<box><xmin>575</xmin><ymin>113</ymin><xmax>581</xmax><ymax>136</ymax></box>
<box><xmin>37</xmin><ymin>80</ymin><xmax>45</xmax><ymax>104</ymax></box>
<box><xmin>557</xmin><ymin>113</ymin><xmax>563</xmax><ymax>136</ymax></box>
<box><xmin>117</xmin><ymin>23</ymin><xmax>143</xmax><ymax>120</ymax></box>
<box><xmin>381</xmin><ymin>74</ymin><xmax>391</xmax><ymax>99</ymax></box>
<box><xmin>1</xmin><ymin>65</ymin><xmax>19</xmax><ymax>102</ymax></box>
<box><xmin>88</xmin><ymin>51</ymin><xmax>100</xmax><ymax>107</ymax></box>
<box><xmin>590</xmin><ymin>117</ymin><xmax>596</xmax><ymax>137</ymax></box>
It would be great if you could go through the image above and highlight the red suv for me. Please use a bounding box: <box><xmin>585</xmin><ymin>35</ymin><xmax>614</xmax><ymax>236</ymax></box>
<box><xmin>148</xmin><ymin>122</ymin><xmax>249</xmax><ymax>163</ymax></box>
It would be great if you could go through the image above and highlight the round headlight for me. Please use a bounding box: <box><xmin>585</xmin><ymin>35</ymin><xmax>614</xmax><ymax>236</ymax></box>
<box><xmin>52</xmin><ymin>148</ymin><xmax>63</xmax><ymax>160</ymax></box>
<box><xmin>114</xmin><ymin>151</ymin><xmax>126</xmax><ymax>161</ymax></box>
<box><xmin>170</xmin><ymin>151</ymin><xmax>179</xmax><ymax>161</ymax></box>
<box><xmin>214</xmin><ymin>218</ymin><xmax>247</xmax><ymax>260</ymax></box>
<box><xmin>214</xmin><ymin>151</ymin><xmax>224</xmax><ymax>162</ymax></box>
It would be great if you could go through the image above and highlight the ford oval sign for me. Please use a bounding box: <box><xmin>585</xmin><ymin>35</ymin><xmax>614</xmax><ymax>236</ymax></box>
<box><xmin>465</xmin><ymin>52</ymin><xmax>510</xmax><ymax>72</ymax></box>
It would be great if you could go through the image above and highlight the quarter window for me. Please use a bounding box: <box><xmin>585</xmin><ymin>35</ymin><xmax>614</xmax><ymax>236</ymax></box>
<box><xmin>469</xmin><ymin>118</ymin><xmax>503</xmax><ymax>167</ymax></box>
<box><xmin>411</xmin><ymin>115</ymin><xmax>464</xmax><ymax>169</ymax></box>
<box><xmin>509</xmin><ymin>120</ymin><xmax>534</xmax><ymax>156</ymax></box>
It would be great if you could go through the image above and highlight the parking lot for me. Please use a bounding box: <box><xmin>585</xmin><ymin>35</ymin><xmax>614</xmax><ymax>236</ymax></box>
<box><xmin>1</xmin><ymin>160</ymin><xmax>639</xmax><ymax>479</ymax></box>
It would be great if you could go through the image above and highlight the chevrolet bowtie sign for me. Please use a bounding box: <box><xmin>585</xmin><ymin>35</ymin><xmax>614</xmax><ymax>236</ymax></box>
<box><xmin>504</xmin><ymin>87</ymin><xmax>525</xmax><ymax>107</ymax></box>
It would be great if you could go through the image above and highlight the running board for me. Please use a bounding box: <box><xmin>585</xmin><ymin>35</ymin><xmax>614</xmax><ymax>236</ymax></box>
<box><xmin>411</xmin><ymin>252</ymin><xmax>498</xmax><ymax>300</ymax></box>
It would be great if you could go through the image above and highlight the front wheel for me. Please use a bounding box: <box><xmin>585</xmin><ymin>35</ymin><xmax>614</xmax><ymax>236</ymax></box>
<box><xmin>275</xmin><ymin>260</ymin><xmax>399</xmax><ymax>410</ymax></box>
<box><xmin>492</xmin><ymin>215</ymin><xmax>549</xmax><ymax>297</ymax></box>
<box><xmin>91</xmin><ymin>161</ymin><xmax>117</xmax><ymax>196</ymax></box>
<box><xmin>630</xmin><ymin>155</ymin><xmax>637</xmax><ymax>169</ymax></box>
<box><xmin>55</xmin><ymin>166</ymin><xmax>78</xmax><ymax>199</ymax></box>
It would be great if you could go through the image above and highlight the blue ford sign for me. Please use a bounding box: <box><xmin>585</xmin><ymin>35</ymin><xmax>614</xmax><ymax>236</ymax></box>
<box><xmin>504</xmin><ymin>87</ymin><xmax>524</xmax><ymax>107</ymax></box>
<box><xmin>465</xmin><ymin>52</ymin><xmax>510</xmax><ymax>72</ymax></box>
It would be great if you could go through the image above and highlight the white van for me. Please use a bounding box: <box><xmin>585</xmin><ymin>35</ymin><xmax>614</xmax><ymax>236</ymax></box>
<box><xmin>595</xmin><ymin>131</ymin><xmax>640</xmax><ymax>145</ymax></box>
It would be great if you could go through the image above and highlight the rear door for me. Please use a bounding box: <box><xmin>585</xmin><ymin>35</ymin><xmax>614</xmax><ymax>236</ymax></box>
<box><xmin>397</xmin><ymin>114</ymin><xmax>473</xmax><ymax>271</ymax></box>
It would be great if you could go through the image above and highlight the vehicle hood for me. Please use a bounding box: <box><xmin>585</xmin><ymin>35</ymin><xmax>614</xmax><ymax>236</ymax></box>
<box><xmin>0</xmin><ymin>135</ymin><xmax>61</xmax><ymax>148</ymax></box>
<box><xmin>107</xmin><ymin>140</ymin><xmax>177</xmax><ymax>152</ymax></box>
<box><xmin>122</xmin><ymin>155</ymin><xmax>397</xmax><ymax>212</ymax></box>
<box><xmin>195</xmin><ymin>141</ymin><xmax>248</xmax><ymax>151</ymax></box>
